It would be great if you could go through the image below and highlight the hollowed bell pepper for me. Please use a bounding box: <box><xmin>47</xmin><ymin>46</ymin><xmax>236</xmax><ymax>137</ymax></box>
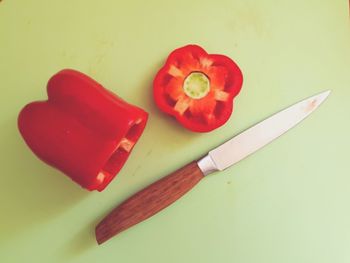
<box><xmin>153</xmin><ymin>44</ymin><xmax>243</xmax><ymax>132</ymax></box>
<box><xmin>18</xmin><ymin>69</ymin><xmax>148</xmax><ymax>191</ymax></box>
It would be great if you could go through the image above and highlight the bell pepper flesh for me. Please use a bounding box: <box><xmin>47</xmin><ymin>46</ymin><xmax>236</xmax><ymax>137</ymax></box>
<box><xmin>18</xmin><ymin>69</ymin><xmax>148</xmax><ymax>191</ymax></box>
<box><xmin>153</xmin><ymin>45</ymin><xmax>243</xmax><ymax>132</ymax></box>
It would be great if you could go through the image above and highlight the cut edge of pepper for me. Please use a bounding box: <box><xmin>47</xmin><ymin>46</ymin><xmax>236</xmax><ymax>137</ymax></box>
<box><xmin>92</xmin><ymin>116</ymin><xmax>148</xmax><ymax>191</ymax></box>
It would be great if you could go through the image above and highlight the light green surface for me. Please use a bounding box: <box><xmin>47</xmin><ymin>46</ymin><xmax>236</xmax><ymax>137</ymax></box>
<box><xmin>1</xmin><ymin>0</ymin><xmax>350</xmax><ymax>262</ymax></box>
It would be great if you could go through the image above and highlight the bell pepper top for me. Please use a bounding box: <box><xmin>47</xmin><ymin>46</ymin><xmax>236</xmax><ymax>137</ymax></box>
<box><xmin>18</xmin><ymin>69</ymin><xmax>148</xmax><ymax>191</ymax></box>
<box><xmin>153</xmin><ymin>45</ymin><xmax>243</xmax><ymax>132</ymax></box>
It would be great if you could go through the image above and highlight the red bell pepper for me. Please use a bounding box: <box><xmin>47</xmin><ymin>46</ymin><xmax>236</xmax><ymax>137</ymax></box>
<box><xmin>18</xmin><ymin>69</ymin><xmax>148</xmax><ymax>191</ymax></box>
<box><xmin>153</xmin><ymin>45</ymin><xmax>243</xmax><ymax>132</ymax></box>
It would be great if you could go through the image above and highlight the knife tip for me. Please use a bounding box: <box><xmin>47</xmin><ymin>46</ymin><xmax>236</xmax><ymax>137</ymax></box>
<box><xmin>324</xmin><ymin>89</ymin><xmax>332</xmax><ymax>96</ymax></box>
<box><xmin>314</xmin><ymin>90</ymin><xmax>331</xmax><ymax>106</ymax></box>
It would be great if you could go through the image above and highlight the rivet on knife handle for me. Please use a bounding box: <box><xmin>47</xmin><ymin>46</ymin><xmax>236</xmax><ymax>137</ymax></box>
<box><xmin>95</xmin><ymin>161</ymin><xmax>205</xmax><ymax>244</ymax></box>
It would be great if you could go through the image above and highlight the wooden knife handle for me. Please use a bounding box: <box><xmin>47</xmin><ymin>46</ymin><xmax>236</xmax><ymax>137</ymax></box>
<box><xmin>95</xmin><ymin>161</ymin><xmax>204</xmax><ymax>244</ymax></box>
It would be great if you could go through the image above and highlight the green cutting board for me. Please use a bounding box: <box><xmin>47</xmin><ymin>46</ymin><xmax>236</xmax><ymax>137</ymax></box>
<box><xmin>1</xmin><ymin>0</ymin><xmax>350</xmax><ymax>262</ymax></box>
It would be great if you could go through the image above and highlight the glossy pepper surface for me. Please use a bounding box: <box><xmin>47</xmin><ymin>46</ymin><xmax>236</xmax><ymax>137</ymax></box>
<box><xmin>153</xmin><ymin>45</ymin><xmax>243</xmax><ymax>132</ymax></box>
<box><xmin>18</xmin><ymin>69</ymin><xmax>148</xmax><ymax>191</ymax></box>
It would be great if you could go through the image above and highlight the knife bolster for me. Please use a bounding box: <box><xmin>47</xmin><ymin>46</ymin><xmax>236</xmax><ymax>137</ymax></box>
<box><xmin>197</xmin><ymin>155</ymin><xmax>218</xmax><ymax>176</ymax></box>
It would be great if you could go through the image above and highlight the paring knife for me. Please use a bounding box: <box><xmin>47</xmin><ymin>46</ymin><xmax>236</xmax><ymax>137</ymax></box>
<box><xmin>95</xmin><ymin>90</ymin><xmax>331</xmax><ymax>244</ymax></box>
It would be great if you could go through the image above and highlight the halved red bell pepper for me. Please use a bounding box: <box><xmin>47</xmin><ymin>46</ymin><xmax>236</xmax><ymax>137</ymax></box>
<box><xmin>18</xmin><ymin>69</ymin><xmax>148</xmax><ymax>191</ymax></box>
<box><xmin>153</xmin><ymin>45</ymin><xmax>243</xmax><ymax>132</ymax></box>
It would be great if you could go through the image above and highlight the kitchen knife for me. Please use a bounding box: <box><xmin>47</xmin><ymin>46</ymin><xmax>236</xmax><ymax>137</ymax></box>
<box><xmin>95</xmin><ymin>90</ymin><xmax>330</xmax><ymax>244</ymax></box>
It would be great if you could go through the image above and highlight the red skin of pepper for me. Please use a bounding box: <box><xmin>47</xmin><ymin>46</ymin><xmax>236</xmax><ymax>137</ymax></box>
<box><xmin>18</xmin><ymin>69</ymin><xmax>148</xmax><ymax>191</ymax></box>
<box><xmin>153</xmin><ymin>45</ymin><xmax>243</xmax><ymax>132</ymax></box>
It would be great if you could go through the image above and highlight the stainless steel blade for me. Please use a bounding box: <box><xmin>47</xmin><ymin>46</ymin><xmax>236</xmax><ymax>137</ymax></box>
<box><xmin>197</xmin><ymin>90</ymin><xmax>331</xmax><ymax>175</ymax></box>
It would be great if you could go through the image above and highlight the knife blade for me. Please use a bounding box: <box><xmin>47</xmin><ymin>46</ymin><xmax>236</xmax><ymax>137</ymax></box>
<box><xmin>95</xmin><ymin>90</ymin><xmax>330</xmax><ymax>244</ymax></box>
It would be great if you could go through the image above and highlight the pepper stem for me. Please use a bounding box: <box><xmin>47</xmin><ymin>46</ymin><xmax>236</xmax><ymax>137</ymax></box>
<box><xmin>183</xmin><ymin>72</ymin><xmax>210</xmax><ymax>99</ymax></box>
